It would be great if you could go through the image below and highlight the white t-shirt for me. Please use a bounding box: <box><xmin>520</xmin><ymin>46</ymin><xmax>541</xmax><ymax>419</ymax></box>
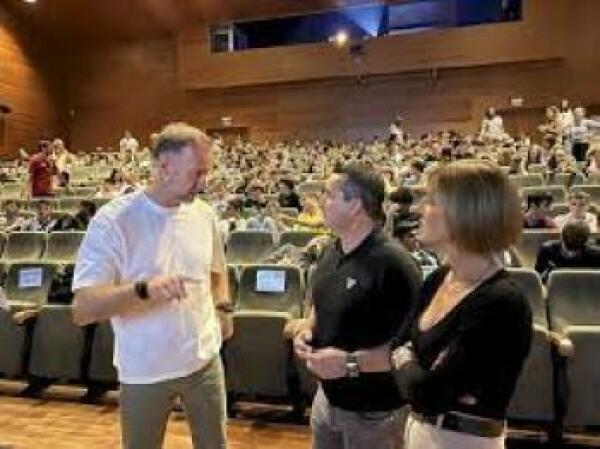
<box><xmin>554</xmin><ymin>212</ymin><xmax>598</xmax><ymax>233</ymax></box>
<box><xmin>73</xmin><ymin>190</ymin><xmax>226</xmax><ymax>384</ymax></box>
<box><xmin>481</xmin><ymin>115</ymin><xmax>505</xmax><ymax>138</ymax></box>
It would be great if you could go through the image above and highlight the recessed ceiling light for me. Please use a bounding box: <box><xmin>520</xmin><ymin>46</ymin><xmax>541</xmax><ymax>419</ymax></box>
<box><xmin>23</xmin><ymin>0</ymin><xmax>37</xmax><ymax>4</ymax></box>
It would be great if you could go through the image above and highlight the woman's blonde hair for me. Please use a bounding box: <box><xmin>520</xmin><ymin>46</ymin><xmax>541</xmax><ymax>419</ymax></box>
<box><xmin>425</xmin><ymin>159</ymin><xmax>522</xmax><ymax>254</ymax></box>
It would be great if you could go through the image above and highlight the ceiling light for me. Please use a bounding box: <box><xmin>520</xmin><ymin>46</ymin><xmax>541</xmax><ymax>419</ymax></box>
<box><xmin>330</xmin><ymin>30</ymin><xmax>349</xmax><ymax>47</ymax></box>
<box><xmin>23</xmin><ymin>0</ymin><xmax>37</xmax><ymax>4</ymax></box>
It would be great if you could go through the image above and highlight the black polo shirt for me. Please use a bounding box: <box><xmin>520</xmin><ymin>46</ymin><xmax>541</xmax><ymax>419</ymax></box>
<box><xmin>311</xmin><ymin>229</ymin><xmax>421</xmax><ymax>411</ymax></box>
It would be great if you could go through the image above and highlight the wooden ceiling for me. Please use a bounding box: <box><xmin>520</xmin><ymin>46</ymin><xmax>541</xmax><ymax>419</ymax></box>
<box><xmin>5</xmin><ymin>0</ymin><xmax>393</xmax><ymax>44</ymax></box>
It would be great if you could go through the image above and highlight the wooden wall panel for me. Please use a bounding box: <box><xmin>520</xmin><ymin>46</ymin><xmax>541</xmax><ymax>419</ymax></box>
<box><xmin>0</xmin><ymin>8</ymin><xmax>60</xmax><ymax>157</ymax></box>
<box><xmin>177</xmin><ymin>0</ymin><xmax>566</xmax><ymax>89</ymax></box>
<box><xmin>60</xmin><ymin>0</ymin><xmax>600</xmax><ymax>150</ymax></box>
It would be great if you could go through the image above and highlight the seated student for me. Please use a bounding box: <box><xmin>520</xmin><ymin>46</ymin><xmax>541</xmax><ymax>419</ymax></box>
<box><xmin>21</xmin><ymin>200</ymin><xmax>56</xmax><ymax>232</ymax></box>
<box><xmin>218</xmin><ymin>198</ymin><xmax>247</xmax><ymax>241</ymax></box>
<box><xmin>244</xmin><ymin>180</ymin><xmax>267</xmax><ymax>209</ymax></box>
<box><xmin>280</xmin><ymin>193</ymin><xmax>326</xmax><ymax>231</ymax></box>
<box><xmin>0</xmin><ymin>199</ymin><xmax>27</xmax><ymax>232</ymax></box>
<box><xmin>535</xmin><ymin>221</ymin><xmax>600</xmax><ymax>283</ymax></box>
<box><xmin>554</xmin><ymin>190</ymin><xmax>598</xmax><ymax>232</ymax></box>
<box><xmin>523</xmin><ymin>192</ymin><xmax>556</xmax><ymax>229</ymax></box>
<box><xmin>392</xmin><ymin>219</ymin><xmax>439</xmax><ymax>278</ymax></box>
<box><xmin>277</xmin><ymin>178</ymin><xmax>301</xmax><ymax>210</ymax></box>
<box><xmin>246</xmin><ymin>201</ymin><xmax>280</xmax><ymax>234</ymax></box>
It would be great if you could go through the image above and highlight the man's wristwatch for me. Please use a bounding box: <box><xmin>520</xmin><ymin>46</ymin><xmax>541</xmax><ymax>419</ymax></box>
<box><xmin>346</xmin><ymin>352</ymin><xmax>360</xmax><ymax>378</ymax></box>
<box><xmin>215</xmin><ymin>302</ymin><xmax>234</xmax><ymax>314</ymax></box>
<box><xmin>134</xmin><ymin>280</ymin><xmax>149</xmax><ymax>301</ymax></box>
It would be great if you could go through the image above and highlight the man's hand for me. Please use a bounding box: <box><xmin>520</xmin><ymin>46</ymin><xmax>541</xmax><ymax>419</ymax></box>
<box><xmin>293</xmin><ymin>329</ymin><xmax>313</xmax><ymax>360</ymax></box>
<box><xmin>305</xmin><ymin>347</ymin><xmax>347</xmax><ymax>380</ymax></box>
<box><xmin>146</xmin><ymin>276</ymin><xmax>191</xmax><ymax>303</ymax></box>
<box><xmin>218</xmin><ymin>311</ymin><xmax>234</xmax><ymax>341</ymax></box>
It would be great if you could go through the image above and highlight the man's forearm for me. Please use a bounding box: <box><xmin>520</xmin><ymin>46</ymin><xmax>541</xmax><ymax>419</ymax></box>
<box><xmin>73</xmin><ymin>283</ymin><xmax>143</xmax><ymax>326</ymax></box>
<box><xmin>211</xmin><ymin>271</ymin><xmax>229</xmax><ymax>305</ymax></box>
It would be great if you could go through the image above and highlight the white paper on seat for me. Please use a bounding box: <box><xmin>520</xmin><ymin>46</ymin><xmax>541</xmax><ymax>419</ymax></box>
<box><xmin>255</xmin><ymin>270</ymin><xmax>286</xmax><ymax>293</ymax></box>
<box><xmin>18</xmin><ymin>268</ymin><xmax>43</xmax><ymax>289</ymax></box>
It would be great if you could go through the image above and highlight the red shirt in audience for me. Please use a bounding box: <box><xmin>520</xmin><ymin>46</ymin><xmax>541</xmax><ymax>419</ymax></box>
<box><xmin>29</xmin><ymin>152</ymin><xmax>55</xmax><ymax>197</ymax></box>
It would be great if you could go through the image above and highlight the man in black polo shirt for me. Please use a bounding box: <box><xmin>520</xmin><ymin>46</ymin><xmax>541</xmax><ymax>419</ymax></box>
<box><xmin>294</xmin><ymin>163</ymin><xmax>421</xmax><ymax>449</ymax></box>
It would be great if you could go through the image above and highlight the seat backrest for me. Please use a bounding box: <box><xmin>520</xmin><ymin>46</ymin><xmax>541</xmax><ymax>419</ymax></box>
<box><xmin>279</xmin><ymin>231</ymin><xmax>323</xmax><ymax>248</ymax></box>
<box><xmin>297</xmin><ymin>181</ymin><xmax>324</xmax><ymax>195</ymax></box>
<box><xmin>515</xmin><ymin>230</ymin><xmax>561</xmax><ymax>268</ymax></box>
<box><xmin>547</xmin><ymin>270</ymin><xmax>600</xmax><ymax>332</ymax></box>
<box><xmin>507</xmin><ymin>268</ymin><xmax>547</xmax><ymax>327</ymax></box>
<box><xmin>3</xmin><ymin>232</ymin><xmax>46</xmax><ymax>260</ymax></box>
<box><xmin>228</xmin><ymin>265</ymin><xmax>239</xmax><ymax>306</ymax></box>
<box><xmin>5</xmin><ymin>262</ymin><xmax>57</xmax><ymax>306</ymax></box>
<box><xmin>226</xmin><ymin>231</ymin><xmax>275</xmax><ymax>265</ymax></box>
<box><xmin>571</xmin><ymin>184</ymin><xmax>600</xmax><ymax>205</ymax></box>
<box><xmin>527</xmin><ymin>164</ymin><xmax>545</xmax><ymax>174</ymax></box>
<box><xmin>43</xmin><ymin>231</ymin><xmax>85</xmax><ymax>262</ymax></box>
<box><xmin>238</xmin><ymin>264</ymin><xmax>304</xmax><ymax>318</ymax></box>
<box><xmin>58</xmin><ymin>197</ymin><xmax>88</xmax><ymax>213</ymax></box>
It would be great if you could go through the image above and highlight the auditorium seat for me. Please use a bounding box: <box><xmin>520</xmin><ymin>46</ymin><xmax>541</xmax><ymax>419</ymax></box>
<box><xmin>4</xmin><ymin>262</ymin><xmax>57</xmax><ymax>306</ymax></box>
<box><xmin>586</xmin><ymin>174</ymin><xmax>600</xmax><ymax>185</ymax></box>
<box><xmin>224</xmin><ymin>310</ymin><xmax>293</xmax><ymax>397</ymax></box>
<box><xmin>510</xmin><ymin>174</ymin><xmax>544</xmax><ymax>188</ymax></box>
<box><xmin>28</xmin><ymin>305</ymin><xmax>85</xmax><ymax>383</ymax></box>
<box><xmin>547</xmin><ymin>270</ymin><xmax>600</xmax><ymax>427</ymax></box>
<box><xmin>279</xmin><ymin>231</ymin><xmax>323</xmax><ymax>248</ymax></box>
<box><xmin>0</xmin><ymin>183</ymin><xmax>25</xmax><ymax>199</ymax></box>
<box><xmin>506</xmin><ymin>269</ymin><xmax>555</xmax><ymax>424</ymax></box>
<box><xmin>515</xmin><ymin>230</ymin><xmax>561</xmax><ymax>268</ymax></box>
<box><xmin>547</xmin><ymin>173</ymin><xmax>585</xmax><ymax>187</ymax></box>
<box><xmin>550</xmin><ymin>203</ymin><xmax>569</xmax><ymax>217</ymax></box>
<box><xmin>280</xmin><ymin>207</ymin><xmax>299</xmax><ymax>218</ymax></box>
<box><xmin>58</xmin><ymin>197</ymin><xmax>88</xmax><ymax>213</ymax></box>
<box><xmin>43</xmin><ymin>232</ymin><xmax>85</xmax><ymax>263</ymax></box>
<box><xmin>571</xmin><ymin>184</ymin><xmax>600</xmax><ymax>205</ymax></box>
<box><xmin>88</xmin><ymin>321</ymin><xmax>118</xmax><ymax>384</ymax></box>
<box><xmin>522</xmin><ymin>186</ymin><xmax>567</xmax><ymax>204</ymax></box>
<box><xmin>0</xmin><ymin>309</ymin><xmax>27</xmax><ymax>378</ymax></box>
<box><xmin>527</xmin><ymin>164</ymin><xmax>546</xmax><ymax>174</ymax></box>
<box><xmin>297</xmin><ymin>181</ymin><xmax>324</xmax><ymax>195</ymax></box>
<box><xmin>224</xmin><ymin>265</ymin><xmax>304</xmax><ymax>399</ymax></box>
<box><xmin>2</xmin><ymin>232</ymin><xmax>46</xmax><ymax>261</ymax></box>
<box><xmin>226</xmin><ymin>231</ymin><xmax>275</xmax><ymax>265</ymax></box>
<box><xmin>237</xmin><ymin>264</ymin><xmax>304</xmax><ymax>317</ymax></box>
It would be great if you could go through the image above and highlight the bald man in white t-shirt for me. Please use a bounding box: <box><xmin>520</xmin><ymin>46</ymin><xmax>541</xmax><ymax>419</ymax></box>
<box><xmin>73</xmin><ymin>123</ymin><xmax>232</xmax><ymax>449</ymax></box>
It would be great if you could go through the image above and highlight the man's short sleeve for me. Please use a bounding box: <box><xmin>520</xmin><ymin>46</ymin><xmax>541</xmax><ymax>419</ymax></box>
<box><xmin>72</xmin><ymin>215</ymin><xmax>122</xmax><ymax>291</ymax></box>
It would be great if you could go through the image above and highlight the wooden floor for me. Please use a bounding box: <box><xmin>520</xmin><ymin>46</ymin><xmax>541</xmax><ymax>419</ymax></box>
<box><xmin>0</xmin><ymin>382</ymin><xmax>310</xmax><ymax>449</ymax></box>
<box><xmin>1</xmin><ymin>381</ymin><xmax>600</xmax><ymax>449</ymax></box>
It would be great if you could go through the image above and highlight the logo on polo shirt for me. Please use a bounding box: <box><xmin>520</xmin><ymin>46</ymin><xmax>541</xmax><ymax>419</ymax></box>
<box><xmin>346</xmin><ymin>277</ymin><xmax>357</xmax><ymax>290</ymax></box>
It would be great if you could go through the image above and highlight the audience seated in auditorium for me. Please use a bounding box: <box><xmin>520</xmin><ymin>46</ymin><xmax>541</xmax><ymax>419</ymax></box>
<box><xmin>534</xmin><ymin>221</ymin><xmax>600</xmax><ymax>282</ymax></box>
<box><xmin>0</xmin><ymin>200</ymin><xmax>27</xmax><ymax>232</ymax></box>
<box><xmin>277</xmin><ymin>178</ymin><xmax>301</xmax><ymax>210</ymax></box>
<box><xmin>392</xmin><ymin>219</ymin><xmax>438</xmax><ymax>278</ymax></box>
<box><xmin>554</xmin><ymin>190</ymin><xmax>598</xmax><ymax>232</ymax></box>
<box><xmin>21</xmin><ymin>200</ymin><xmax>56</xmax><ymax>232</ymax></box>
<box><xmin>523</xmin><ymin>192</ymin><xmax>556</xmax><ymax>229</ymax></box>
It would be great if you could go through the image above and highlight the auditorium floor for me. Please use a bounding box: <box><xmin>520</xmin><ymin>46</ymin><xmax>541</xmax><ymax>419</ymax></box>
<box><xmin>0</xmin><ymin>381</ymin><xmax>599</xmax><ymax>449</ymax></box>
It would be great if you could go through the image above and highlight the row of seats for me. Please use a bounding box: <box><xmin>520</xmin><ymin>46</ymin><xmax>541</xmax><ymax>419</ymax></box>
<box><xmin>0</xmin><ymin>232</ymin><xmax>84</xmax><ymax>263</ymax></box>
<box><xmin>1</xmin><ymin>197</ymin><xmax>109</xmax><ymax>213</ymax></box>
<box><xmin>1</xmin><ymin>267</ymin><xmax>598</xmax><ymax>438</ymax></box>
<box><xmin>508</xmin><ymin>269</ymin><xmax>600</xmax><ymax>433</ymax></box>
<box><xmin>226</xmin><ymin>230</ymin><xmax>325</xmax><ymax>265</ymax></box>
<box><xmin>0</xmin><ymin>185</ymin><xmax>99</xmax><ymax>199</ymax></box>
<box><xmin>516</xmin><ymin>230</ymin><xmax>600</xmax><ymax>268</ymax></box>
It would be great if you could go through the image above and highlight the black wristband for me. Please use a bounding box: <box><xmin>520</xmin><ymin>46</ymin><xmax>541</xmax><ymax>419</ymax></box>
<box><xmin>215</xmin><ymin>302</ymin><xmax>234</xmax><ymax>314</ymax></box>
<box><xmin>134</xmin><ymin>280</ymin><xmax>149</xmax><ymax>300</ymax></box>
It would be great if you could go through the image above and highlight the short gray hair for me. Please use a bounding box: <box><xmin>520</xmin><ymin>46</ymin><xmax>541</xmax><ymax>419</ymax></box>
<box><xmin>152</xmin><ymin>122</ymin><xmax>212</xmax><ymax>158</ymax></box>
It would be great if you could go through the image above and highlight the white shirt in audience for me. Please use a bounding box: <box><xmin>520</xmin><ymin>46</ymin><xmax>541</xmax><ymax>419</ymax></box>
<box><xmin>554</xmin><ymin>212</ymin><xmax>598</xmax><ymax>232</ymax></box>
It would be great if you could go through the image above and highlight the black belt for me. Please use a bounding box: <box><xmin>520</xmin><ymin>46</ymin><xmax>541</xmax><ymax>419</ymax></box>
<box><xmin>412</xmin><ymin>411</ymin><xmax>505</xmax><ymax>438</ymax></box>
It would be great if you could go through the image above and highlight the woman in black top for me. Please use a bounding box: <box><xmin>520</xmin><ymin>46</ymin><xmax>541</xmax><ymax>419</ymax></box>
<box><xmin>356</xmin><ymin>160</ymin><xmax>532</xmax><ymax>448</ymax></box>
